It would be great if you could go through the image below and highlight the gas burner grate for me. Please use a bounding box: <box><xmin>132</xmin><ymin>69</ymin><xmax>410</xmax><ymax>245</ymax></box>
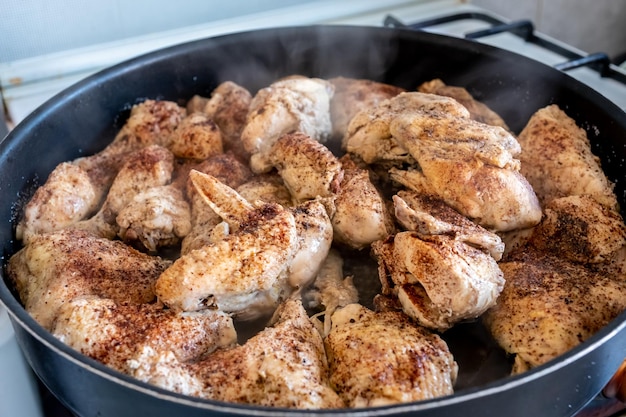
<box><xmin>385</xmin><ymin>12</ymin><xmax>626</xmax><ymax>85</ymax></box>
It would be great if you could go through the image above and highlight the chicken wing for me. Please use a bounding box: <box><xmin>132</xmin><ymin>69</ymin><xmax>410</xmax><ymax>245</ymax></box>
<box><xmin>52</xmin><ymin>296</ymin><xmax>236</xmax><ymax>375</ymax></box>
<box><xmin>155</xmin><ymin>171</ymin><xmax>298</xmax><ymax>319</ymax></box>
<box><xmin>325</xmin><ymin>303</ymin><xmax>457</xmax><ymax>407</ymax></box>
<box><xmin>241</xmin><ymin>76</ymin><xmax>334</xmax><ymax>173</ymax></box>
<box><xmin>517</xmin><ymin>104</ymin><xmax>618</xmax><ymax>209</ymax></box>
<box><xmin>7</xmin><ymin>229</ymin><xmax>171</xmax><ymax>330</ymax></box>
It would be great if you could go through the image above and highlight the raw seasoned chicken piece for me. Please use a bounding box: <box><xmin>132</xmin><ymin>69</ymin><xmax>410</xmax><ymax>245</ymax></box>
<box><xmin>418</xmin><ymin>78</ymin><xmax>509</xmax><ymax>130</ymax></box>
<box><xmin>344</xmin><ymin>92</ymin><xmax>470</xmax><ymax>165</ymax></box>
<box><xmin>484</xmin><ymin>249</ymin><xmax>626</xmax><ymax>374</ymax></box>
<box><xmin>325</xmin><ymin>303</ymin><xmax>457</xmax><ymax>407</ymax></box>
<box><xmin>53</xmin><ymin>296</ymin><xmax>236</xmax><ymax>375</ymax></box>
<box><xmin>241</xmin><ymin>76</ymin><xmax>334</xmax><ymax>173</ymax></box>
<box><xmin>267</xmin><ymin>132</ymin><xmax>343</xmax><ymax>202</ymax></box>
<box><xmin>132</xmin><ymin>298</ymin><xmax>345</xmax><ymax>409</ymax></box>
<box><xmin>181</xmin><ymin>152</ymin><xmax>253</xmax><ymax>255</ymax></box>
<box><xmin>372</xmin><ymin>192</ymin><xmax>505</xmax><ymax>331</ymax></box>
<box><xmin>168</xmin><ymin>112</ymin><xmax>223</xmax><ymax>160</ymax></box>
<box><xmin>117</xmin><ymin>185</ymin><xmax>191</xmax><ymax>252</ymax></box>
<box><xmin>187</xmin><ymin>81</ymin><xmax>252</xmax><ymax>160</ymax></box>
<box><xmin>327</xmin><ymin>155</ymin><xmax>395</xmax><ymax>249</ymax></box>
<box><xmin>71</xmin><ymin>145</ymin><xmax>175</xmax><ymax>239</ymax></box>
<box><xmin>517</xmin><ymin>104</ymin><xmax>618</xmax><ymax>209</ymax></box>
<box><xmin>156</xmin><ymin>171</ymin><xmax>298</xmax><ymax>319</ymax></box>
<box><xmin>7</xmin><ymin>229</ymin><xmax>171</xmax><ymax>330</ymax></box>
<box><xmin>389</xmin><ymin>108</ymin><xmax>542</xmax><ymax>231</ymax></box>
<box><xmin>16</xmin><ymin>163</ymin><xmax>99</xmax><ymax>243</ymax></box>
<box><xmin>329</xmin><ymin>76</ymin><xmax>405</xmax><ymax>140</ymax></box>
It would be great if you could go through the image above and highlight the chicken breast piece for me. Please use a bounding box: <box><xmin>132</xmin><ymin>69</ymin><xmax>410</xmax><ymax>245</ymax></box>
<box><xmin>53</xmin><ymin>296</ymin><xmax>237</xmax><ymax>375</ymax></box>
<box><xmin>484</xmin><ymin>249</ymin><xmax>626</xmax><ymax>374</ymax></box>
<box><xmin>418</xmin><ymin>78</ymin><xmax>510</xmax><ymax>130</ymax></box>
<box><xmin>267</xmin><ymin>132</ymin><xmax>343</xmax><ymax>202</ymax></box>
<box><xmin>241</xmin><ymin>76</ymin><xmax>334</xmax><ymax>173</ymax></box>
<box><xmin>236</xmin><ymin>173</ymin><xmax>294</xmax><ymax>207</ymax></box>
<box><xmin>329</xmin><ymin>76</ymin><xmax>405</xmax><ymax>140</ymax></box>
<box><xmin>517</xmin><ymin>104</ymin><xmax>618</xmax><ymax>209</ymax></box>
<box><xmin>168</xmin><ymin>112</ymin><xmax>223</xmax><ymax>160</ymax></box>
<box><xmin>7</xmin><ymin>229</ymin><xmax>171</xmax><ymax>330</ymax></box>
<box><xmin>155</xmin><ymin>171</ymin><xmax>298</xmax><ymax>319</ymax></box>
<box><xmin>325</xmin><ymin>303</ymin><xmax>457</xmax><ymax>407</ymax></box>
<box><xmin>132</xmin><ymin>298</ymin><xmax>345</xmax><ymax>409</ymax></box>
<box><xmin>389</xmin><ymin>109</ymin><xmax>541</xmax><ymax>231</ymax></box>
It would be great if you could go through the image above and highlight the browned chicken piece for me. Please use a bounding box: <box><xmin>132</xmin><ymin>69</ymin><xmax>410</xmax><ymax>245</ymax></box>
<box><xmin>344</xmin><ymin>91</ymin><xmax>470</xmax><ymax>165</ymax></box>
<box><xmin>156</xmin><ymin>171</ymin><xmax>298</xmax><ymax>319</ymax></box>
<box><xmin>483</xmin><ymin>249</ymin><xmax>626</xmax><ymax>374</ymax></box>
<box><xmin>528</xmin><ymin>195</ymin><xmax>626</xmax><ymax>264</ymax></box>
<box><xmin>325</xmin><ymin>303</ymin><xmax>457</xmax><ymax>407</ymax></box>
<box><xmin>267</xmin><ymin>132</ymin><xmax>343</xmax><ymax>202</ymax></box>
<box><xmin>16</xmin><ymin>162</ymin><xmax>99</xmax><ymax>243</ymax></box>
<box><xmin>241</xmin><ymin>76</ymin><xmax>334</xmax><ymax>173</ymax></box>
<box><xmin>168</xmin><ymin>112</ymin><xmax>223</xmax><ymax>160</ymax></box>
<box><xmin>326</xmin><ymin>154</ymin><xmax>395</xmax><ymax>249</ymax></box>
<box><xmin>180</xmin><ymin>152</ymin><xmax>253</xmax><ymax>255</ymax></box>
<box><xmin>52</xmin><ymin>296</ymin><xmax>237</xmax><ymax>375</ymax></box>
<box><xmin>372</xmin><ymin>192</ymin><xmax>505</xmax><ymax>331</ymax></box>
<box><xmin>71</xmin><ymin>145</ymin><xmax>175</xmax><ymax>240</ymax></box>
<box><xmin>329</xmin><ymin>76</ymin><xmax>405</xmax><ymax>140</ymax></box>
<box><xmin>117</xmin><ymin>185</ymin><xmax>191</xmax><ymax>252</ymax></box>
<box><xmin>187</xmin><ymin>81</ymin><xmax>252</xmax><ymax>160</ymax></box>
<box><xmin>418</xmin><ymin>78</ymin><xmax>510</xmax><ymax>130</ymax></box>
<box><xmin>517</xmin><ymin>104</ymin><xmax>618</xmax><ymax>209</ymax></box>
<box><xmin>7</xmin><ymin>229</ymin><xmax>171</xmax><ymax>330</ymax></box>
<box><xmin>132</xmin><ymin>298</ymin><xmax>345</xmax><ymax>409</ymax></box>
<box><xmin>389</xmin><ymin>107</ymin><xmax>542</xmax><ymax>231</ymax></box>
<box><xmin>236</xmin><ymin>173</ymin><xmax>294</xmax><ymax>207</ymax></box>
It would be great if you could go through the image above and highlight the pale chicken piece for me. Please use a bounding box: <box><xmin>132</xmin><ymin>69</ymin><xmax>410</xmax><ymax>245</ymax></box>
<box><xmin>116</xmin><ymin>185</ymin><xmax>191</xmax><ymax>252</ymax></box>
<box><xmin>236</xmin><ymin>173</ymin><xmax>294</xmax><ymax>207</ymax></box>
<box><xmin>325</xmin><ymin>303</ymin><xmax>457</xmax><ymax>407</ymax></box>
<box><xmin>389</xmin><ymin>110</ymin><xmax>542</xmax><ymax>231</ymax></box>
<box><xmin>327</xmin><ymin>155</ymin><xmax>395</xmax><ymax>249</ymax></box>
<box><xmin>156</xmin><ymin>171</ymin><xmax>298</xmax><ymax>319</ymax></box>
<box><xmin>7</xmin><ymin>229</ymin><xmax>171</xmax><ymax>330</ymax></box>
<box><xmin>241</xmin><ymin>76</ymin><xmax>334</xmax><ymax>173</ymax></box>
<box><xmin>372</xmin><ymin>192</ymin><xmax>505</xmax><ymax>331</ymax></box>
<box><xmin>70</xmin><ymin>145</ymin><xmax>175</xmax><ymax>240</ymax></box>
<box><xmin>16</xmin><ymin>163</ymin><xmax>98</xmax><ymax>243</ymax></box>
<box><xmin>267</xmin><ymin>132</ymin><xmax>343</xmax><ymax>202</ymax></box>
<box><xmin>517</xmin><ymin>104</ymin><xmax>618</xmax><ymax>209</ymax></box>
<box><xmin>132</xmin><ymin>298</ymin><xmax>345</xmax><ymax>409</ymax></box>
<box><xmin>418</xmin><ymin>78</ymin><xmax>510</xmax><ymax>130</ymax></box>
<box><xmin>344</xmin><ymin>91</ymin><xmax>470</xmax><ymax>164</ymax></box>
<box><xmin>484</xmin><ymin>249</ymin><xmax>626</xmax><ymax>374</ymax></box>
<box><xmin>53</xmin><ymin>296</ymin><xmax>237</xmax><ymax>375</ymax></box>
<box><xmin>187</xmin><ymin>81</ymin><xmax>252</xmax><ymax>160</ymax></box>
<box><xmin>168</xmin><ymin>112</ymin><xmax>223</xmax><ymax>160</ymax></box>
<box><xmin>329</xmin><ymin>76</ymin><xmax>405</xmax><ymax>140</ymax></box>
<box><xmin>180</xmin><ymin>152</ymin><xmax>253</xmax><ymax>255</ymax></box>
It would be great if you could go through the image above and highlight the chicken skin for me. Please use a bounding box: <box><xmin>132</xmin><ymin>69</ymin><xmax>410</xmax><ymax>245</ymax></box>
<box><xmin>53</xmin><ymin>296</ymin><xmax>237</xmax><ymax>375</ymax></box>
<box><xmin>325</xmin><ymin>303</ymin><xmax>457</xmax><ymax>407</ymax></box>
<box><xmin>156</xmin><ymin>171</ymin><xmax>298</xmax><ymax>319</ymax></box>
<box><xmin>7</xmin><ymin>229</ymin><xmax>171</xmax><ymax>330</ymax></box>
<box><xmin>517</xmin><ymin>104</ymin><xmax>618</xmax><ymax>209</ymax></box>
<box><xmin>131</xmin><ymin>298</ymin><xmax>345</xmax><ymax>409</ymax></box>
<box><xmin>241</xmin><ymin>76</ymin><xmax>334</xmax><ymax>173</ymax></box>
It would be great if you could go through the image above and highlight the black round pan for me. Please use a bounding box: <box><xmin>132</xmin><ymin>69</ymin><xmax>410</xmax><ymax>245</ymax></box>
<box><xmin>1</xmin><ymin>25</ymin><xmax>626</xmax><ymax>417</ymax></box>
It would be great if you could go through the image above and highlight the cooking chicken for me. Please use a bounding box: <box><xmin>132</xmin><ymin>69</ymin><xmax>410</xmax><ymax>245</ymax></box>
<box><xmin>325</xmin><ymin>303</ymin><xmax>458</xmax><ymax>407</ymax></box>
<box><xmin>517</xmin><ymin>104</ymin><xmax>618</xmax><ymax>209</ymax></box>
<box><xmin>168</xmin><ymin>112</ymin><xmax>223</xmax><ymax>160</ymax></box>
<box><xmin>241</xmin><ymin>76</ymin><xmax>334</xmax><ymax>173</ymax></box>
<box><xmin>155</xmin><ymin>170</ymin><xmax>298</xmax><ymax>319</ymax></box>
<box><xmin>7</xmin><ymin>229</ymin><xmax>171</xmax><ymax>330</ymax></box>
<box><xmin>418</xmin><ymin>78</ymin><xmax>510</xmax><ymax>130</ymax></box>
<box><xmin>131</xmin><ymin>298</ymin><xmax>345</xmax><ymax>409</ymax></box>
<box><xmin>372</xmin><ymin>191</ymin><xmax>505</xmax><ymax>331</ymax></box>
<box><xmin>52</xmin><ymin>296</ymin><xmax>237</xmax><ymax>375</ymax></box>
<box><xmin>236</xmin><ymin>173</ymin><xmax>294</xmax><ymax>207</ymax></box>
